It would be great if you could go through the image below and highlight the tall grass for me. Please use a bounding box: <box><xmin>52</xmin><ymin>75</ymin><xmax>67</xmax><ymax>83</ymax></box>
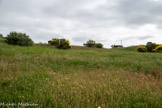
<box><xmin>0</xmin><ymin>41</ymin><xmax>162</xmax><ymax>107</ymax></box>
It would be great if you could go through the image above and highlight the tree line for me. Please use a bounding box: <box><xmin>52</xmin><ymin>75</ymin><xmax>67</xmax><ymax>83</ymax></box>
<box><xmin>0</xmin><ymin>31</ymin><xmax>161</xmax><ymax>52</ymax></box>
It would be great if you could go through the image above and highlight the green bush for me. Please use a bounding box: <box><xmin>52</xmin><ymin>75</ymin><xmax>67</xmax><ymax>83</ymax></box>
<box><xmin>0</xmin><ymin>34</ymin><xmax>6</xmax><ymax>43</ymax></box>
<box><xmin>51</xmin><ymin>38</ymin><xmax>59</xmax><ymax>46</ymax></box>
<box><xmin>95</xmin><ymin>43</ymin><xmax>103</xmax><ymax>48</ymax></box>
<box><xmin>137</xmin><ymin>45</ymin><xmax>147</xmax><ymax>52</ymax></box>
<box><xmin>6</xmin><ymin>32</ymin><xmax>33</xmax><ymax>46</ymax></box>
<box><xmin>154</xmin><ymin>45</ymin><xmax>162</xmax><ymax>52</ymax></box>
<box><xmin>111</xmin><ymin>45</ymin><xmax>115</xmax><ymax>48</ymax></box>
<box><xmin>50</xmin><ymin>38</ymin><xmax>72</xmax><ymax>49</ymax></box>
<box><xmin>146</xmin><ymin>42</ymin><xmax>157</xmax><ymax>52</ymax></box>
<box><xmin>84</xmin><ymin>40</ymin><xmax>103</xmax><ymax>48</ymax></box>
<box><xmin>0</xmin><ymin>33</ymin><xmax>3</xmax><ymax>38</ymax></box>
<box><xmin>84</xmin><ymin>40</ymin><xmax>96</xmax><ymax>47</ymax></box>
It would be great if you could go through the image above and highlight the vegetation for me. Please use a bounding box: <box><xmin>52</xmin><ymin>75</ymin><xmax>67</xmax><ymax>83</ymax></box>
<box><xmin>146</xmin><ymin>42</ymin><xmax>157</xmax><ymax>52</ymax></box>
<box><xmin>0</xmin><ymin>41</ymin><xmax>162</xmax><ymax>107</ymax></box>
<box><xmin>0</xmin><ymin>33</ymin><xmax>3</xmax><ymax>38</ymax></box>
<box><xmin>137</xmin><ymin>42</ymin><xmax>162</xmax><ymax>53</ymax></box>
<box><xmin>95</xmin><ymin>43</ymin><xmax>103</xmax><ymax>48</ymax></box>
<box><xmin>111</xmin><ymin>44</ymin><xmax>115</xmax><ymax>48</ymax></box>
<box><xmin>6</xmin><ymin>32</ymin><xmax>33</xmax><ymax>46</ymax></box>
<box><xmin>154</xmin><ymin>45</ymin><xmax>162</xmax><ymax>52</ymax></box>
<box><xmin>84</xmin><ymin>40</ymin><xmax>96</xmax><ymax>47</ymax></box>
<box><xmin>50</xmin><ymin>38</ymin><xmax>72</xmax><ymax>49</ymax></box>
<box><xmin>84</xmin><ymin>40</ymin><xmax>103</xmax><ymax>48</ymax></box>
<box><xmin>0</xmin><ymin>34</ymin><xmax>6</xmax><ymax>43</ymax></box>
<box><xmin>137</xmin><ymin>45</ymin><xmax>147</xmax><ymax>52</ymax></box>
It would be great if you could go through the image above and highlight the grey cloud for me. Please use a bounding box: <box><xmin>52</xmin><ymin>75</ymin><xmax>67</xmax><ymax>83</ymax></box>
<box><xmin>72</xmin><ymin>36</ymin><xmax>90</xmax><ymax>43</ymax></box>
<box><xmin>137</xmin><ymin>35</ymin><xmax>154</xmax><ymax>40</ymax></box>
<box><xmin>72</xmin><ymin>34</ymin><xmax>108</xmax><ymax>43</ymax></box>
<box><xmin>0</xmin><ymin>0</ymin><xmax>161</xmax><ymax>47</ymax></box>
<box><xmin>116</xmin><ymin>0</ymin><xmax>162</xmax><ymax>27</ymax></box>
<box><xmin>71</xmin><ymin>32</ymin><xmax>97</xmax><ymax>43</ymax></box>
<box><xmin>43</xmin><ymin>0</ymin><xmax>119</xmax><ymax>28</ymax></box>
<box><xmin>43</xmin><ymin>0</ymin><xmax>162</xmax><ymax>28</ymax></box>
<box><xmin>31</xmin><ymin>32</ymin><xmax>63</xmax><ymax>43</ymax></box>
<box><xmin>123</xmin><ymin>35</ymin><xmax>154</xmax><ymax>40</ymax></box>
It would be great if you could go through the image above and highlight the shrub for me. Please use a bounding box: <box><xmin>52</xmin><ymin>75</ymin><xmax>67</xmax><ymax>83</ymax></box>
<box><xmin>146</xmin><ymin>42</ymin><xmax>157</xmax><ymax>52</ymax></box>
<box><xmin>152</xmin><ymin>49</ymin><xmax>156</xmax><ymax>52</ymax></box>
<box><xmin>50</xmin><ymin>38</ymin><xmax>72</xmax><ymax>49</ymax></box>
<box><xmin>0</xmin><ymin>33</ymin><xmax>3</xmax><ymax>38</ymax></box>
<box><xmin>84</xmin><ymin>40</ymin><xmax>96</xmax><ymax>47</ymax></box>
<box><xmin>111</xmin><ymin>45</ymin><xmax>115</xmax><ymax>48</ymax></box>
<box><xmin>137</xmin><ymin>45</ymin><xmax>147</xmax><ymax>52</ymax></box>
<box><xmin>95</xmin><ymin>43</ymin><xmax>103</xmax><ymax>48</ymax></box>
<box><xmin>84</xmin><ymin>40</ymin><xmax>104</xmax><ymax>48</ymax></box>
<box><xmin>6</xmin><ymin>32</ymin><xmax>33</xmax><ymax>46</ymax></box>
<box><xmin>154</xmin><ymin>45</ymin><xmax>162</xmax><ymax>52</ymax></box>
<box><xmin>0</xmin><ymin>33</ymin><xmax>6</xmax><ymax>43</ymax></box>
<box><xmin>51</xmin><ymin>38</ymin><xmax>59</xmax><ymax>46</ymax></box>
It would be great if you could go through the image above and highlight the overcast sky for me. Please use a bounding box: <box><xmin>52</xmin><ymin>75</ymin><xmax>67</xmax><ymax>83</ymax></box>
<box><xmin>0</xmin><ymin>0</ymin><xmax>162</xmax><ymax>48</ymax></box>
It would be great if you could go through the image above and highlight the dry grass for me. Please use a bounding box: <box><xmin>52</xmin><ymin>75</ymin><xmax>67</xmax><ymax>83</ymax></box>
<box><xmin>0</xmin><ymin>42</ymin><xmax>162</xmax><ymax>107</ymax></box>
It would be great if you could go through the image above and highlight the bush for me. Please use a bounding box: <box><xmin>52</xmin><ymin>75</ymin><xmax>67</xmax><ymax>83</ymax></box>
<box><xmin>0</xmin><ymin>33</ymin><xmax>6</xmax><ymax>43</ymax></box>
<box><xmin>6</xmin><ymin>32</ymin><xmax>33</xmax><ymax>46</ymax></box>
<box><xmin>95</xmin><ymin>43</ymin><xmax>103</xmax><ymax>48</ymax></box>
<box><xmin>0</xmin><ymin>33</ymin><xmax>3</xmax><ymax>38</ymax></box>
<box><xmin>146</xmin><ymin>42</ymin><xmax>157</xmax><ymax>52</ymax></box>
<box><xmin>137</xmin><ymin>45</ymin><xmax>147</xmax><ymax>52</ymax></box>
<box><xmin>84</xmin><ymin>40</ymin><xmax>96</xmax><ymax>47</ymax></box>
<box><xmin>50</xmin><ymin>38</ymin><xmax>72</xmax><ymax>49</ymax></box>
<box><xmin>111</xmin><ymin>45</ymin><xmax>115</xmax><ymax>48</ymax></box>
<box><xmin>84</xmin><ymin>40</ymin><xmax>104</xmax><ymax>48</ymax></box>
<box><xmin>51</xmin><ymin>38</ymin><xmax>59</xmax><ymax>46</ymax></box>
<box><xmin>152</xmin><ymin>49</ymin><xmax>156</xmax><ymax>52</ymax></box>
<box><xmin>154</xmin><ymin>45</ymin><xmax>162</xmax><ymax>52</ymax></box>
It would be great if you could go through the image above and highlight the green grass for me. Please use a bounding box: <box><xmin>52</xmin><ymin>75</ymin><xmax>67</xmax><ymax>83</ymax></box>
<box><xmin>0</xmin><ymin>41</ymin><xmax>162</xmax><ymax>108</ymax></box>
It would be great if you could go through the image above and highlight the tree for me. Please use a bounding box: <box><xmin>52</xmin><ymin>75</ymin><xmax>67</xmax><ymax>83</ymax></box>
<box><xmin>6</xmin><ymin>32</ymin><xmax>33</xmax><ymax>46</ymax></box>
<box><xmin>95</xmin><ymin>43</ymin><xmax>103</xmax><ymax>48</ymax></box>
<box><xmin>146</xmin><ymin>42</ymin><xmax>156</xmax><ymax>52</ymax></box>
<box><xmin>0</xmin><ymin>33</ymin><xmax>3</xmax><ymax>38</ymax></box>
<box><xmin>84</xmin><ymin>40</ymin><xmax>96</xmax><ymax>47</ymax></box>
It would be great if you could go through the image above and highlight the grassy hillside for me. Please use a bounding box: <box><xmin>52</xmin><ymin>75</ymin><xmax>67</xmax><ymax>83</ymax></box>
<box><xmin>0</xmin><ymin>41</ymin><xmax>162</xmax><ymax>107</ymax></box>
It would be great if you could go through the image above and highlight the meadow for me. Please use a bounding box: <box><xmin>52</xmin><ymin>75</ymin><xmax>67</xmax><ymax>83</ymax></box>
<box><xmin>0</xmin><ymin>39</ymin><xmax>162</xmax><ymax>107</ymax></box>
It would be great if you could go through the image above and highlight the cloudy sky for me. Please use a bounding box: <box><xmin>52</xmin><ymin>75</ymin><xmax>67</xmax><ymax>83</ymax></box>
<box><xmin>0</xmin><ymin>0</ymin><xmax>162</xmax><ymax>48</ymax></box>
